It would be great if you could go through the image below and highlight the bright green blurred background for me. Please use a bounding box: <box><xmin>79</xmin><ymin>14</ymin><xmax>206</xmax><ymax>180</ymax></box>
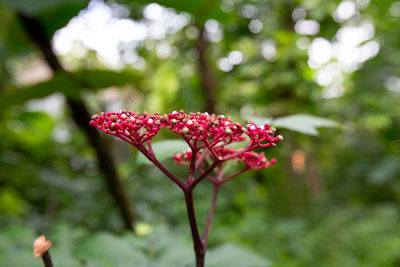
<box><xmin>1</xmin><ymin>0</ymin><xmax>400</xmax><ymax>266</ymax></box>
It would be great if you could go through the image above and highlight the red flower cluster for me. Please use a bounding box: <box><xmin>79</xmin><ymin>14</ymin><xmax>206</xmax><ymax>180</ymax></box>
<box><xmin>90</xmin><ymin>110</ymin><xmax>282</xmax><ymax>150</ymax></box>
<box><xmin>167</xmin><ymin>111</ymin><xmax>246</xmax><ymax>146</ymax></box>
<box><xmin>90</xmin><ymin>111</ymin><xmax>166</xmax><ymax>145</ymax></box>
<box><xmin>173</xmin><ymin>147</ymin><xmax>276</xmax><ymax>170</ymax></box>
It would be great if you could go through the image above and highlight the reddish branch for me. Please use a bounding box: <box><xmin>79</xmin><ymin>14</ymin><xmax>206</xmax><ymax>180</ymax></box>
<box><xmin>90</xmin><ymin>110</ymin><xmax>282</xmax><ymax>266</ymax></box>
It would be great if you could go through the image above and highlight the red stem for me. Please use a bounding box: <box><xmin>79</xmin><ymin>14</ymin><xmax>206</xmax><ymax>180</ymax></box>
<box><xmin>201</xmin><ymin>183</ymin><xmax>220</xmax><ymax>245</ymax></box>
<box><xmin>188</xmin><ymin>148</ymin><xmax>198</xmax><ymax>181</ymax></box>
<box><xmin>137</xmin><ymin>145</ymin><xmax>186</xmax><ymax>189</ymax></box>
<box><xmin>191</xmin><ymin>160</ymin><xmax>219</xmax><ymax>189</ymax></box>
<box><xmin>195</xmin><ymin>149</ymin><xmax>209</xmax><ymax>169</ymax></box>
<box><xmin>184</xmin><ymin>189</ymin><xmax>205</xmax><ymax>267</ymax></box>
<box><xmin>41</xmin><ymin>251</ymin><xmax>53</xmax><ymax>267</ymax></box>
<box><xmin>197</xmin><ymin>167</ymin><xmax>216</xmax><ymax>183</ymax></box>
<box><xmin>222</xmin><ymin>140</ymin><xmax>256</xmax><ymax>161</ymax></box>
<box><xmin>219</xmin><ymin>167</ymin><xmax>248</xmax><ymax>184</ymax></box>
<box><xmin>146</xmin><ymin>140</ymin><xmax>155</xmax><ymax>157</ymax></box>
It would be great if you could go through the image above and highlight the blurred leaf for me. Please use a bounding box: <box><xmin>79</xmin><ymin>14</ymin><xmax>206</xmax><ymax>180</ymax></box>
<box><xmin>207</xmin><ymin>243</ymin><xmax>270</xmax><ymax>267</ymax></box>
<box><xmin>0</xmin><ymin>225</ymin><xmax>42</xmax><ymax>267</ymax></box>
<box><xmin>247</xmin><ymin>116</ymin><xmax>273</xmax><ymax>127</ymax></box>
<box><xmin>137</xmin><ymin>139</ymin><xmax>189</xmax><ymax>165</ymax></box>
<box><xmin>76</xmin><ymin>232</ymin><xmax>148</xmax><ymax>266</ymax></box>
<box><xmin>368</xmin><ymin>156</ymin><xmax>400</xmax><ymax>184</ymax></box>
<box><xmin>0</xmin><ymin>188</ymin><xmax>26</xmax><ymax>215</ymax></box>
<box><xmin>248</xmin><ymin>114</ymin><xmax>340</xmax><ymax>136</ymax></box>
<box><xmin>4</xmin><ymin>0</ymin><xmax>85</xmax><ymax>16</ymax></box>
<box><xmin>0</xmin><ymin>70</ymin><xmax>140</xmax><ymax>112</ymax></box>
<box><xmin>273</xmin><ymin>114</ymin><xmax>339</xmax><ymax>136</ymax></box>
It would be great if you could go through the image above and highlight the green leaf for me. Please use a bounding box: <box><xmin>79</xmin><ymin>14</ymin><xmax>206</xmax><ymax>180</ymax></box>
<box><xmin>0</xmin><ymin>69</ymin><xmax>140</xmax><ymax>112</ymax></box>
<box><xmin>247</xmin><ymin>114</ymin><xmax>340</xmax><ymax>136</ymax></box>
<box><xmin>75</xmin><ymin>232</ymin><xmax>148</xmax><ymax>267</ymax></box>
<box><xmin>137</xmin><ymin>139</ymin><xmax>189</xmax><ymax>165</ymax></box>
<box><xmin>273</xmin><ymin>114</ymin><xmax>339</xmax><ymax>136</ymax></box>
<box><xmin>246</xmin><ymin>116</ymin><xmax>273</xmax><ymax>127</ymax></box>
<box><xmin>207</xmin><ymin>244</ymin><xmax>270</xmax><ymax>267</ymax></box>
<box><xmin>0</xmin><ymin>225</ymin><xmax>42</xmax><ymax>267</ymax></box>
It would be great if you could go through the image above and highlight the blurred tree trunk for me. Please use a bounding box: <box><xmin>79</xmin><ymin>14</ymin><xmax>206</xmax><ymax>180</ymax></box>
<box><xmin>196</xmin><ymin>28</ymin><xmax>217</xmax><ymax>114</ymax></box>
<box><xmin>18</xmin><ymin>13</ymin><xmax>135</xmax><ymax>231</ymax></box>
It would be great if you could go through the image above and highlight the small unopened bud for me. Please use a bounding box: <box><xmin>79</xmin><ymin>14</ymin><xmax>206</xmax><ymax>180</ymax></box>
<box><xmin>33</xmin><ymin>235</ymin><xmax>52</xmax><ymax>258</ymax></box>
<box><xmin>225</xmin><ymin>128</ymin><xmax>232</xmax><ymax>134</ymax></box>
<box><xmin>182</xmin><ymin>127</ymin><xmax>189</xmax><ymax>134</ymax></box>
<box><xmin>270</xmin><ymin>127</ymin><xmax>276</xmax><ymax>133</ymax></box>
<box><xmin>277</xmin><ymin>135</ymin><xmax>283</xmax><ymax>141</ymax></box>
<box><xmin>171</xmin><ymin>119</ymin><xmax>177</xmax><ymax>124</ymax></box>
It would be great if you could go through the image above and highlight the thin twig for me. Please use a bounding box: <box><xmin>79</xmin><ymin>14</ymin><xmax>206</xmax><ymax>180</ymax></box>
<box><xmin>195</xmin><ymin>149</ymin><xmax>209</xmax><ymax>169</ymax></box>
<box><xmin>191</xmin><ymin>160</ymin><xmax>219</xmax><ymax>189</ymax></box>
<box><xmin>188</xmin><ymin>148</ymin><xmax>198</xmax><ymax>181</ymax></box>
<box><xmin>201</xmin><ymin>183</ymin><xmax>220</xmax><ymax>245</ymax></box>
<box><xmin>219</xmin><ymin>167</ymin><xmax>248</xmax><ymax>184</ymax></box>
<box><xmin>137</xmin><ymin>144</ymin><xmax>186</xmax><ymax>189</ymax></box>
<box><xmin>146</xmin><ymin>140</ymin><xmax>155</xmax><ymax>157</ymax></box>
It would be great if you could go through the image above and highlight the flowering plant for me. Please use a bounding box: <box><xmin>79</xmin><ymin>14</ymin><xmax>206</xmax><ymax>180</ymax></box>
<box><xmin>90</xmin><ymin>110</ymin><xmax>282</xmax><ymax>266</ymax></box>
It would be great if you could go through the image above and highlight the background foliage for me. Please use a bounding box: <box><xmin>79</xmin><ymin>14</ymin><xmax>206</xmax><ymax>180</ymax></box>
<box><xmin>1</xmin><ymin>0</ymin><xmax>400</xmax><ymax>266</ymax></box>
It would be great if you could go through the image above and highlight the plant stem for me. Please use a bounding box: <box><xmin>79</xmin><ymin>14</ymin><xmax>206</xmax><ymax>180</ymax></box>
<box><xmin>191</xmin><ymin>160</ymin><xmax>219</xmax><ymax>189</ymax></box>
<box><xmin>184</xmin><ymin>189</ymin><xmax>205</xmax><ymax>267</ymax></box>
<box><xmin>220</xmin><ymin>167</ymin><xmax>248</xmax><ymax>184</ymax></box>
<box><xmin>137</xmin><ymin>145</ymin><xmax>185</xmax><ymax>189</ymax></box>
<box><xmin>188</xmin><ymin>149</ymin><xmax>198</xmax><ymax>182</ymax></box>
<box><xmin>201</xmin><ymin>183</ymin><xmax>220</xmax><ymax>245</ymax></box>
<box><xmin>41</xmin><ymin>251</ymin><xmax>54</xmax><ymax>267</ymax></box>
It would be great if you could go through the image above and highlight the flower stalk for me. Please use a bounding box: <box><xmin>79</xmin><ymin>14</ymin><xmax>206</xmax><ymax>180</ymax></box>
<box><xmin>90</xmin><ymin>110</ymin><xmax>282</xmax><ymax>266</ymax></box>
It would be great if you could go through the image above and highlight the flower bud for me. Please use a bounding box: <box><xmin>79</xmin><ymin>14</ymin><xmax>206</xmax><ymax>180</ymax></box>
<box><xmin>147</xmin><ymin>119</ymin><xmax>154</xmax><ymax>125</ymax></box>
<box><xmin>182</xmin><ymin>127</ymin><xmax>189</xmax><ymax>134</ymax></box>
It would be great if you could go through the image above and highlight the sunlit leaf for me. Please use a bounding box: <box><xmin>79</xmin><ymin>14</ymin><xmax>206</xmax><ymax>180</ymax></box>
<box><xmin>248</xmin><ymin>114</ymin><xmax>340</xmax><ymax>136</ymax></box>
<box><xmin>246</xmin><ymin>116</ymin><xmax>273</xmax><ymax>126</ymax></box>
<box><xmin>273</xmin><ymin>114</ymin><xmax>339</xmax><ymax>136</ymax></box>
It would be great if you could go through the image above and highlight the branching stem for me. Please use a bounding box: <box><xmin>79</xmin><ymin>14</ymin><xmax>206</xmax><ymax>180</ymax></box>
<box><xmin>201</xmin><ymin>183</ymin><xmax>220</xmax><ymax>245</ymax></box>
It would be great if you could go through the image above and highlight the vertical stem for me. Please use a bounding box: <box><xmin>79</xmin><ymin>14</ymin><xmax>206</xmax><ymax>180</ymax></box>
<box><xmin>188</xmin><ymin>148</ymin><xmax>198</xmax><ymax>182</ymax></box>
<box><xmin>41</xmin><ymin>251</ymin><xmax>53</xmax><ymax>267</ymax></box>
<box><xmin>184</xmin><ymin>189</ymin><xmax>205</xmax><ymax>267</ymax></box>
<box><xmin>201</xmin><ymin>183</ymin><xmax>220</xmax><ymax>245</ymax></box>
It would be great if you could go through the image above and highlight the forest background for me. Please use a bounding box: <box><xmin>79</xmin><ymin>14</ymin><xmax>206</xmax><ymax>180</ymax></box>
<box><xmin>1</xmin><ymin>0</ymin><xmax>400</xmax><ymax>266</ymax></box>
